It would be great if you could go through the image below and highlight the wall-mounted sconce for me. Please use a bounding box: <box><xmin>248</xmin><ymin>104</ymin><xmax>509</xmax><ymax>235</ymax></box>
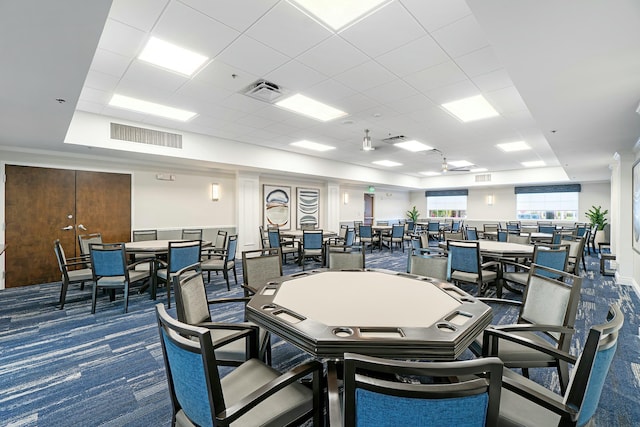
<box><xmin>486</xmin><ymin>194</ymin><xmax>494</xmax><ymax>206</ymax></box>
<box><xmin>211</xmin><ymin>183</ymin><xmax>220</xmax><ymax>201</ymax></box>
<box><xmin>343</xmin><ymin>192</ymin><xmax>349</xmax><ymax>204</ymax></box>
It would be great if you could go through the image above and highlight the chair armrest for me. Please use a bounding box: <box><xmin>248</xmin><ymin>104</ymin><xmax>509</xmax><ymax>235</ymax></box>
<box><xmin>500</xmin><ymin>259</ymin><xmax>530</xmax><ymax>271</ymax></box>
<box><xmin>216</xmin><ymin>359</ymin><xmax>324</xmax><ymax>425</ymax></box>
<box><xmin>477</xmin><ymin>297</ymin><xmax>523</xmax><ymax>307</ymax></box>
<box><xmin>501</xmin><ymin>370</ymin><xmax>578</xmax><ymax>421</ymax></box>
<box><xmin>481</xmin><ymin>260</ymin><xmax>501</xmax><ymax>269</ymax></box>
<box><xmin>64</xmin><ymin>259</ymin><xmax>90</xmax><ymax>269</ymax></box>
<box><xmin>66</xmin><ymin>254</ymin><xmax>91</xmax><ymax>263</ymax></box>
<box><xmin>207</xmin><ymin>296</ymin><xmax>251</xmax><ymax>305</ymax></box>
<box><xmin>327</xmin><ymin>361</ymin><xmax>343</xmax><ymax>427</ymax></box>
<box><xmin>491</xmin><ymin>323</ymin><xmax>574</xmax><ymax>336</ymax></box>
<box><xmin>482</xmin><ymin>327</ymin><xmax>578</xmax><ymax>365</ymax></box>
<box><xmin>196</xmin><ymin>322</ymin><xmax>259</xmax><ymax>356</ymax></box>
<box><xmin>127</xmin><ymin>259</ymin><xmax>155</xmax><ymax>270</ymax></box>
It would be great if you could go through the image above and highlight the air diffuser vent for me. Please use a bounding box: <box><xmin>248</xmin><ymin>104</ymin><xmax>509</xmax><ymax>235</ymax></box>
<box><xmin>382</xmin><ymin>135</ymin><xmax>406</xmax><ymax>143</ymax></box>
<box><xmin>110</xmin><ymin>123</ymin><xmax>182</xmax><ymax>148</ymax></box>
<box><xmin>244</xmin><ymin>79</ymin><xmax>282</xmax><ymax>102</ymax></box>
<box><xmin>475</xmin><ymin>173</ymin><xmax>492</xmax><ymax>182</ymax></box>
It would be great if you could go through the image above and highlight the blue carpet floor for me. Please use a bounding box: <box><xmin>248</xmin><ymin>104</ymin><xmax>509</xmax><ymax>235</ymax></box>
<box><xmin>0</xmin><ymin>248</ymin><xmax>638</xmax><ymax>426</ymax></box>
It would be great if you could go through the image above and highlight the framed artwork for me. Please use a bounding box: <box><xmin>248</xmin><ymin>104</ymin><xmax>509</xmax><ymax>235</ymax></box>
<box><xmin>297</xmin><ymin>187</ymin><xmax>320</xmax><ymax>229</ymax></box>
<box><xmin>264</xmin><ymin>185</ymin><xmax>291</xmax><ymax>230</ymax></box>
<box><xmin>633</xmin><ymin>159</ymin><xmax>640</xmax><ymax>253</ymax></box>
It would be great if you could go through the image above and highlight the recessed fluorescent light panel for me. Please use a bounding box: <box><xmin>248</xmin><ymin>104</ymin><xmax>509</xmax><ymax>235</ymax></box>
<box><xmin>420</xmin><ymin>171</ymin><xmax>441</xmax><ymax>176</ymax></box>
<box><xmin>138</xmin><ymin>37</ymin><xmax>209</xmax><ymax>76</ymax></box>
<box><xmin>288</xmin><ymin>0</ymin><xmax>392</xmax><ymax>31</ymax></box>
<box><xmin>497</xmin><ymin>141</ymin><xmax>531</xmax><ymax>152</ymax></box>
<box><xmin>108</xmin><ymin>94</ymin><xmax>197</xmax><ymax>121</ymax></box>
<box><xmin>373</xmin><ymin>160</ymin><xmax>402</xmax><ymax>167</ymax></box>
<box><xmin>441</xmin><ymin>95</ymin><xmax>499</xmax><ymax>122</ymax></box>
<box><xmin>394</xmin><ymin>140</ymin><xmax>434</xmax><ymax>152</ymax></box>
<box><xmin>448</xmin><ymin>160</ymin><xmax>474</xmax><ymax>168</ymax></box>
<box><xmin>521</xmin><ymin>160</ymin><xmax>546</xmax><ymax>167</ymax></box>
<box><xmin>275</xmin><ymin>93</ymin><xmax>347</xmax><ymax>122</ymax></box>
<box><xmin>290</xmin><ymin>140</ymin><xmax>336</xmax><ymax>152</ymax></box>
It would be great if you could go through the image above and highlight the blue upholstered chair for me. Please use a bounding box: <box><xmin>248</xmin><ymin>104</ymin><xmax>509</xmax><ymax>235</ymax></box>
<box><xmin>89</xmin><ymin>242</ymin><xmax>152</xmax><ymax>313</ymax></box>
<box><xmin>328</xmin><ymin>353</ymin><xmax>503</xmax><ymax>427</ymax></box>
<box><xmin>497</xmin><ymin>229</ymin><xmax>508</xmax><ymax>242</ymax></box>
<box><xmin>500</xmin><ymin>243</ymin><xmax>570</xmax><ymax>296</ymax></box>
<box><xmin>538</xmin><ymin>224</ymin><xmax>556</xmax><ymax>234</ymax></box>
<box><xmin>155</xmin><ymin>240</ymin><xmax>202</xmax><ymax>307</ymax></box>
<box><xmin>492</xmin><ymin>304</ymin><xmax>624</xmax><ymax>426</ymax></box>
<box><xmin>506</xmin><ymin>221</ymin><xmax>521</xmax><ymax>233</ymax></box>
<box><xmin>201</xmin><ymin>234</ymin><xmax>238</xmax><ymax>290</ymax></box>
<box><xmin>472</xmin><ymin>264</ymin><xmax>583</xmax><ymax>394</ymax></box>
<box><xmin>426</xmin><ymin>221</ymin><xmax>441</xmax><ymax>242</ymax></box>
<box><xmin>466</xmin><ymin>226</ymin><xmax>479</xmax><ymax>240</ymax></box>
<box><xmin>446</xmin><ymin>240</ymin><xmax>499</xmax><ymax>296</ymax></box>
<box><xmin>267</xmin><ymin>228</ymin><xmax>299</xmax><ymax>263</ymax></box>
<box><xmin>155</xmin><ymin>303</ymin><xmax>324</xmax><ymax>427</ymax></box>
<box><xmin>358</xmin><ymin>225</ymin><xmax>379</xmax><ymax>253</ymax></box>
<box><xmin>300</xmin><ymin>229</ymin><xmax>324</xmax><ymax>270</ymax></box>
<box><xmin>451</xmin><ymin>220</ymin><xmax>463</xmax><ymax>232</ymax></box>
<box><xmin>382</xmin><ymin>224</ymin><xmax>405</xmax><ymax>252</ymax></box>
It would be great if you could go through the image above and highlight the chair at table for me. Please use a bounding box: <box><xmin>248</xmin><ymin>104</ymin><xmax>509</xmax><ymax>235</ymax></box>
<box><xmin>538</xmin><ymin>224</ymin><xmax>556</xmax><ymax>234</ymax></box>
<box><xmin>258</xmin><ymin>225</ymin><xmax>270</xmax><ymax>249</ymax></box>
<box><xmin>241</xmin><ymin>247</ymin><xmax>282</xmax><ymax>297</ymax></box>
<box><xmin>353</xmin><ymin>220</ymin><xmax>363</xmax><ymax>243</ymax></box>
<box><xmin>497</xmin><ymin>229</ymin><xmax>508</xmax><ymax>242</ymax></box>
<box><xmin>155</xmin><ymin>303</ymin><xmax>324</xmax><ymax>427</ymax></box>
<box><xmin>325</xmin><ymin>228</ymin><xmax>357</xmax><ymax>263</ymax></box>
<box><xmin>326</xmin><ymin>224</ymin><xmax>349</xmax><ymax>246</ymax></box>
<box><xmin>267</xmin><ymin>228</ymin><xmax>299</xmax><ymax>263</ymax></box>
<box><xmin>451</xmin><ymin>219</ymin><xmax>463</xmax><ymax>232</ymax></box>
<box><xmin>358</xmin><ymin>225</ymin><xmax>379</xmax><ymax>253</ymax></box>
<box><xmin>78</xmin><ymin>232</ymin><xmax>102</xmax><ymax>266</ymax></box>
<box><xmin>506</xmin><ymin>233</ymin><xmax>530</xmax><ymax>245</ymax></box>
<box><xmin>426</xmin><ymin>221</ymin><xmax>441</xmax><ymax>242</ymax></box>
<box><xmin>299</xmin><ymin>229</ymin><xmax>324</xmax><ymax>270</ymax></box>
<box><xmin>201</xmin><ymin>234</ymin><xmax>238</xmax><ymax>290</ymax></box>
<box><xmin>328</xmin><ymin>250</ymin><xmax>365</xmax><ymax>270</ymax></box>
<box><xmin>483</xmin><ymin>223</ymin><xmax>500</xmax><ymax>239</ymax></box>
<box><xmin>382</xmin><ymin>224</ymin><xmax>405</xmax><ymax>252</ymax></box>
<box><xmin>408</xmin><ymin>252</ymin><xmax>448</xmax><ymax>281</ymax></box>
<box><xmin>492</xmin><ymin>304</ymin><xmax>623</xmax><ymax>427</ymax></box>
<box><xmin>446</xmin><ymin>239</ymin><xmax>500</xmax><ymax>296</ymax></box>
<box><xmin>89</xmin><ymin>242</ymin><xmax>152</xmax><ymax>313</ymax></box>
<box><xmin>500</xmin><ymin>243</ymin><xmax>570</xmax><ymax>295</ymax></box>
<box><xmin>472</xmin><ymin>264</ymin><xmax>582</xmax><ymax>394</ymax></box>
<box><xmin>181</xmin><ymin>228</ymin><xmax>203</xmax><ymax>240</ymax></box>
<box><xmin>54</xmin><ymin>239</ymin><xmax>93</xmax><ymax>309</ymax></box>
<box><xmin>155</xmin><ymin>240</ymin><xmax>202</xmax><ymax>307</ymax></box>
<box><xmin>327</xmin><ymin>352</ymin><xmax>503</xmax><ymax>427</ymax></box>
<box><xmin>300</xmin><ymin>222</ymin><xmax>317</xmax><ymax>230</ymax></box>
<box><xmin>132</xmin><ymin>229</ymin><xmax>157</xmax><ymax>241</ymax></box>
<box><xmin>172</xmin><ymin>264</ymin><xmax>272</xmax><ymax>365</ymax></box>
<box><xmin>441</xmin><ymin>230</ymin><xmax>464</xmax><ymax>243</ymax></box>
<box><xmin>560</xmin><ymin>234</ymin><xmax>587</xmax><ymax>274</ymax></box>
<box><xmin>506</xmin><ymin>221</ymin><xmax>521</xmax><ymax>233</ymax></box>
<box><xmin>465</xmin><ymin>226</ymin><xmax>479</xmax><ymax>240</ymax></box>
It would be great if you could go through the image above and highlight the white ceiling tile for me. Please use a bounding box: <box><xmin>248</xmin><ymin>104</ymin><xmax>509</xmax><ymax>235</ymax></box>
<box><xmin>245</xmin><ymin>1</ymin><xmax>331</xmax><ymax>58</ymax></box>
<box><xmin>122</xmin><ymin>60</ymin><xmax>190</xmax><ymax>93</ymax></box>
<box><xmin>98</xmin><ymin>18</ymin><xmax>147</xmax><ymax>58</ymax></box>
<box><xmin>375</xmin><ymin>35</ymin><xmax>448</xmax><ymax>77</ymax></box>
<box><xmin>76</xmin><ymin>99</ymin><xmax>105</xmax><ymax>115</ymax></box>
<box><xmin>472</xmin><ymin>69</ymin><xmax>514</xmax><ymax>92</ymax></box>
<box><xmin>215</xmin><ymin>35</ymin><xmax>290</xmax><ymax>77</ymax></box>
<box><xmin>221</xmin><ymin>93</ymin><xmax>271</xmax><ymax>114</ymax></box>
<box><xmin>425</xmin><ymin>79</ymin><xmax>479</xmax><ymax>104</ymax></box>
<box><xmin>431</xmin><ymin>14</ymin><xmax>489</xmax><ymax>58</ymax></box>
<box><xmin>152</xmin><ymin>1</ymin><xmax>241</xmax><ymax>59</ymax></box>
<box><xmin>172</xmin><ymin>80</ymin><xmax>235</xmax><ymax>105</ymax></box>
<box><xmin>194</xmin><ymin>60</ymin><xmax>260</xmax><ymax>91</ymax></box>
<box><xmin>334</xmin><ymin>61</ymin><xmax>397</xmax><ymax>92</ymax></box>
<box><xmin>366</xmin><ymin>79</ymin><xmax>418</xmax><ymax>104</ymax></box>
<box><xmin>108</xmin><ymin>0</ymin><xmax>169</xmax><ymax>32</ymax></box>
<box><xmin>401</xmin><ymin>0</ymin><xmax>472</xmax><ymax>32</ymax></box>
<box><xmin>89</xmin><ymin>48</ymin><xmax>131</xmax><ymax>78</ymax></box>
<box><xmin>265</xmin><ymin>60</ymin><xmax>328</xmax><ymax>92</ymax></box>
<box><xmin>296</xmin><ymin>35</ymin><xmax>369</xmax><ymax>77</ymax></box>
<box><xmin>78</xmin><ymin>86</ymin><xmax>111</xmax><ymax>105</ymax></box>
<box><xmin>454</xmin><ymin>46</ymin><xmax>501</xmax><ymax>77</ymax></box>
<box><xmin>485</xmin><ymin>86</ymin><xmax>529</xmax><ymax>115</ymax></box>
<box><xmin>340</xmin><ymin>1</ymin><xmax>426</xmax><ymax>57</ymax></box>
<box><xmin>304</xmin><ymin>79</ymin><xmax>358</xmax><ymax>105</ymax></box>
<box><xmin>385</xmin><ymin>94</ymin><xmax>435</xmax><ymax>115</ymax></box>
<box><xmin>403</xmin><ymin>60</ymin><xmax>467</xmax><ymax>93</ymax></box>
<box><xmin>179</xmin><ymin>0</ymin><xmax>279</xmax><ymax>32</ymax></box>
<box><xmin>82</xmin><ymin>70</ymin><xmax>120</xmax><ymax>94</ymax></box>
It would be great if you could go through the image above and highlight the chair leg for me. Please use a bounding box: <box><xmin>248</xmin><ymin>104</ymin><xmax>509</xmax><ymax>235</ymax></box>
<box><xmin>224</xmin><ymin>270</ymin><xmax>230</xmax><ymax>291</ymax></box>
<box><xmin>91</xmin><ymin>283</ymin><xmax>98</xmax><ymax>314</ymax></box>
<box><xmin>123</xmin><ymin>283</ymin><xmax>129</xmax><ymax>314</ymax></box>
<box><xmin>232</xmin><ymin>265</ymin><xmax>237</xmax><ymax>286</ymax></box>
<box><xmin>59</xmin><ymin>279</ymin><xmax>69</xmax><ymax>310</ymax></box>
<box><xmin>166</xmin><ymin>280</ymin><xmax>172</xmax><ymax>309</ymax></box>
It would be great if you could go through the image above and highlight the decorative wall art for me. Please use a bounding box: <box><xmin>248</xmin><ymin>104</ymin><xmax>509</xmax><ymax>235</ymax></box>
<box><xmin>297</xmin><ymin>187</ymin><xmax>320</xmax><ymax>229</ymax></box>
<box><xmin>264</xmin><ymin>185</ymin><xmax>291</xmax><ymax>230</ymax></box>
<box><xmin>633</xmin><ymin>160</ymin><xmax>640</xmax><ymax>253</ymax></box>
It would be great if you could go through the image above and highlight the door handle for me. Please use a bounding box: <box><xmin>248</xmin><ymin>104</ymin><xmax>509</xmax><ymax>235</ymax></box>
<box><xmin>77</xmin><ymin>224</ymin><xmax>87</xmax><ymax>231</ymax></box>
<box><xmin>61</xmin><ymin>225</ymin><xmax>73</xmax><ymax>231</ymax></box>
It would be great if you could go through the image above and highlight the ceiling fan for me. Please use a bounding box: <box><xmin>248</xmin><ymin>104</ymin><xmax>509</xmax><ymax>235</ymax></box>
<box><xmin>427</xmin><ymin>149</ymin><xmax>472</xmax><ymax>173</ymax></box>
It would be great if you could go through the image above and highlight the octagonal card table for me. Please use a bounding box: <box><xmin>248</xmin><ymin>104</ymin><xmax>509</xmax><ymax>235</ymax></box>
<box><xmin>246</xmin><ymin>269</ymin><xmax>493</xmax><ymax>361</ymax></box>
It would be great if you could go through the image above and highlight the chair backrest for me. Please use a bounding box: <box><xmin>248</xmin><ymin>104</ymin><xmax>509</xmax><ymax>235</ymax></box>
<box><xmin>483</xmin><ymin>223</ymin><xmax>499</xmax><ymax>233</ymax></box>
<box><xmin>167</xmin><ymin>240</ymin><xmax>202</xmax><ymax>274</ymax></box>
<box><xmin>427</xmin><ymin>222</ymin><xmax>440</xmax><ymax>232</ymax></box>
<box><xmin>89</xmin><ymin>242</ymin><xmax>127</xmax><ymax>279</ymax></box>
<box><xmin>328</xmin><ymin>251</ymin><xmax>365</xmax><ymax>270</ymax></box>
<box><xmin>155</xmin><ymin>303</ymin><xmax>226</xmax><ymax>427</ymax></box>
<box><xmin>242</xmin><ymin>248</ymin><xmax>283</xmax><ymax>294</ymax></box>
<box><xmin>359</xmin><ymin>225</ymin><xmax>373</xmax><ymax>239</ymax></box>
<box><xmin>213</xmin><ymin>230</ymin><xmax>228</xmax><ymax>250</ymax></box>
<box><xmin>258</xmin><ymin>225</ymin><xmax>270</xmax><ymax>248</ymax></box>
<box><xmin>538</xmin><ymin>224</ymin><xmax>556</xmax><ymax>234</ymax></box>
<box><xmin>225</xmin><ymin>235</ymin><xmax>238</xmax><ymax>262</ymax></box>
<box><xmin>354</xmin><ymin>221</ymin><xmax>363</xmax><ymax>235</ymax></box>
<box><xmin>267</xmin><ymin>229</ymin><xmax>282</xmax><ymax>248</ymax></box>
<box><xmin>574</xmin><ymin>223</ymin><xmax>589</xmax><ymax>237</ymax></box>
<box><xmin>506</xmin><ymin>233</ymin><xmax>530</xmax><ymax>245</ymax></box>
<box><xmin>506</xmin><ymin>221</ymin><xmax>520</xmax><ymax>232</ymax></box>
<box><xmin>451</xmin><ymin>220</ymin><xmax>462</xmax><ymax>232</ymax></box>
<box><xmin>301</xmin><ymin>223</ymin><xmax>317</xmax><ymax>230</ymax></box>
<box><xmin>565</xmin><ymin>304</ymin><xmax>624</xmax><ymax>426</ymax></box>
<box><xmin>532</xmin><ymin>244</ymin><xmax>570</xmax><ymax>277</ymax></box>
<box><xmin>497</xmin><ymin>229</ymin><xmax>507</xmax><ymax>242</ymax></box>
<box><xmin>173</xmin><ymin>264</ymin><xmax>212</xmax><ymax>324</ymax></box>
<box><xmin>519</xmin><ymin>264</ymin><xmax>582</xmax><ymax>344</ymax></box>
<box><xmin>132</xmin><ymin>229</ymin><xmax>157</xmax><ymax>242</ymax></box>
<box><xmin>442</xmin><ymin>231</ymin><xmax>464</xmax><ymax>242</ymax></box>
<box><xmin>409</xmin><ymin>254</ymin><xmax>448</xmax><ymax>281</ymax></box>
<box><xmin>303</xmin><ymin>230</ymin><xmax>323</xmax><ymax>250</ymax></box>
<box><xmin>390</xmin><ymin>224</ymin><xmax>404</xmax><ymax>238</ymax></box>
<box><xmin>406</xmin><ymin>221</ymin><xmax>415</xmax><ymax>232</ymax></box>
<box><xmin>465</xmin><ymin>226</ymin><xmax>478</xmax><ymax>240</ymax></box>
<box><xmin>53</xmin><ymin>239</ymin><xmax>70</xmax><ymax>278</ymax></box>
<box><xmin>337</xmin><ymin>224</ymin><xmax>349</xmax><ymax>240</ymax></box>
<box><xmin>78</xmin><ymin>233</ymin><xmax>102</xmax><ymax>257</ymax></box>
<box><xmin>376</xmin><ymin>221</ymin><xmax>389</xmax><ymax>226</ymax></box>
<box><xmin>344</xmin><ymin>228</ymin><xmax>356</xmax><ymax>247</ymax></box>
<box><xmin>559</xmin><ymin>235</ymin><xmax>586</xmax><ymax>274</ymax></box>
<box><xmin>181</xmin><ymin>228</ymin><xmax>203</xmax><ymax>240</ymax></box>
<box><xmin>342</xmin><ymin>353</ymin><xmax>503</xmax><ymax>427</ymax></box>
<box><xmin>447</xmin><ymin>240</ymin><xmax>481</xmax><ymax>276</ymax></box>
<box><xmin>419</xmin><ymin>233</ymin><xmax>430</xmax><ymax>248</ymax></box>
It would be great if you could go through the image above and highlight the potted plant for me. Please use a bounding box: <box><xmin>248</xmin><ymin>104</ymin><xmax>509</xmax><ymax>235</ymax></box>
<box><xmin>406</xmin><ymin>206</ymin><xmax>420</xmax><ymax>223</ymax></box>
<box><xmin>585</xmin><ymin>205</ymin><xmax>609</xmax><ymax>247</ymax></box>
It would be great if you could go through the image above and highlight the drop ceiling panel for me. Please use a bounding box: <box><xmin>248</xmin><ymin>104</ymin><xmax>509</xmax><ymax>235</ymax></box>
<box><xmin>333</xmin><ymin>61</ymin><xmax>397</xmax><ymax>92</ymax></box>
<box><xmin>98</xmin><ymin>19</ymin><xmax>147</xmax><ymax>58</ymax></box>
<box><xmin>194</xmin><ymin>60</ymin><xmax>259</xmax><ymax>90</ymax></box>
<box><xmin>472</xmin><ymin>69</ymin><xmax>514</xmax><ymax>93</ymax></box>
<box><xmin>425</xmin><ymin>80</ymin><xmax>479</xmax><ymax>104</ymax></box>
<box><xmin>402</xmin><ymin>0</ymin><xmax>472</xmax><ymax>32</ymax></box>
<box><xmin>89</xmin><ymin>48</ymin><xmax>131</xmax><ymax>78</ymax></box>
<box><xmin>179</xmin><ymin>0</ymin><xmax>279</xmax><ymax>32</ymax></box>
<box><xmin>83</xmin><ymin>70</ymin><xmax>121</xmax><ymax>94</ymax></box>
<box><xmin>296</xmin><ymin>35</ymin><xmax>369</xmax><ymax>77</ymax></box>
<box><xmin>375</xmin><ymin>35</ymin><xmax>449</xmax><ymax>77</ymax></box>
<box><xmin>404</xmin><ymin>60</ymin><xmax>467</xmax><ymax>93</ymax></box>
<box><xmin>215</xmin><ymin>35</ymin><xmax>290</xmax><ymax>77</ymax></box>
<box><xmin>123</xmin><ymin>61</ymin><xmax>190</xmax><ymax>93</ymax></box>
<box><xmin>431</xmin><ymin>14</ymin><xmax>490</xmax><ymax>58</ymax></box>
<box><xmin>265</xmin><ymin>60</ymin><xmax>328</xmax><ymax>92</ymax></box>
<box><xmin>454</xmin><ymin>46</ymin><xmax>502</xmax><ymax>77</ymax></box>
<box><xmin>108</xmin><ymin>0</ymin><xmax>169</xmax><ymax>32</ymax></box>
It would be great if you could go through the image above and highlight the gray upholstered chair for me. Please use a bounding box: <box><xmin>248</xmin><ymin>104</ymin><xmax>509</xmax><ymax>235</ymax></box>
<box><xmin>328</xmin><ymin>353</ymin><xmax>503</xmax><ymax>427</ymax></box>
<box><xmin>472</xmin><ymin>264</ymin><xmax>583</xmax><ymax>394</ymax></box>
<box><xmin>560</xmin><ymin>234</ymin><xmax>587</xmax><ymax>274</ymax></box>
<box><xmin>132</xmin><ymin>229</ymin><xmax>157</xmax><ymax>241</ymax></box>
<box><xmin>155</xmin><ymin>303</ymin><xmax>324</xmax><ymax>427</ymax></box>
<box><xmin>446</xmin><ymin>239</ymin><xmax>500</xmax><ymax>296</ymax></box>
<box><xmin>200</xmin><ymin>234</ymin><xmax>237</xmax><ymax>290</ymax></box>
<box><xmin>492</xmin><ymin>304</ymin><xmax>623</xmax><ymax>427</ymax></box>
<box><xmin>409</xmin><ymin>253</ymin><xmax>448</xmax><ymax>281</ymax></box>
<box><xmin>88</xmin><ymin>242</ymin><xmax>152</xmax><ymax>313</ymax></box>
<box><xmin>155</xmin><ymin>240</ymin><xmax>202</xmax><ymax>307</ymax></box>
<box><xmin>54</xmin><ymin>239</ymin><xmax>93</xmax><ymax>309</ymax></box>
<box><xmin>78</xmin><ymin>232</ymin><xmax>102</xmax><ymax>266</ymax></box>
<box><xmin>241</xmin><ymin>247</ymin><xmax>283</xmax><ymax>297</ymax></box>
<box><xmin>181</xmin><ymin>228</ymin><xmax>203</xmax><ymax>240</ymax></box>
<box><xmin>328</xmin><ymin>250</ymin><xmax>365</xmax><ymax>270</ymax></box>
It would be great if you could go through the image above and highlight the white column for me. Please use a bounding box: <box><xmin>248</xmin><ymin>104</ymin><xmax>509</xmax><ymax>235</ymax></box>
<box><xmin>327</xmin><ymin>182</ymin><xmax>340</xmax><ymax>232</ymax></box>
<box><xmin>236</xmin><ymin>171</ymin><xmax>261</xmax><ymax>254</ymax></box>
<box><xmin>612</xmin><ymin>151</ymin><xmax>635</xmax><ymax>285</ymax></box>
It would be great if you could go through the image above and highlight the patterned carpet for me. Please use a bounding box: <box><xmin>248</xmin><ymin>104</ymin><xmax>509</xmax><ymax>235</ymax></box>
<box><xmin>0</xmin><ymin>247</ymin><xmax>638</xmax><ymax>426</ymax></box>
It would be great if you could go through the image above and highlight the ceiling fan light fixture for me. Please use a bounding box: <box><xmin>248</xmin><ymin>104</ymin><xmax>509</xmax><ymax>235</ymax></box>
<box><xmin>362</xmin><ymin>129</ymin><xmax>375</xmax><ymax>151</ymax></box>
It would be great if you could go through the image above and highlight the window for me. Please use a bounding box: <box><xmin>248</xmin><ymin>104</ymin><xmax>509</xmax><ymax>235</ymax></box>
<box><xmin>516</xmin><ymin>188</ymin><xmax>579</xmax><ymax>221</ymax></box>
<box><xmin>426</xmin><ymin>191</ymin><xmax>467</xmax><ymax>218</ymax></box>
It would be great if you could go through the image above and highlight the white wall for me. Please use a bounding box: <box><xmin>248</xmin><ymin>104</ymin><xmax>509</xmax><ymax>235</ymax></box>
<box><xmin>340</xmin><ymin>186</ymin><xmax>411</xmax><ymax>224</ymax></box>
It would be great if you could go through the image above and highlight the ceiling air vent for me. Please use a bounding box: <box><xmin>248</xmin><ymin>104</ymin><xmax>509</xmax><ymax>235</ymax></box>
<box><xmin>382</xmin><ymin>135</ymin><xmax>406</xmax><ymax>144</ymax></box>
<box><xmin>475</xmin><ymin>173</ymin><xmax>492</xmax><ymax>183</ymax></box>
<box><xmin>110</xmin><ymin>123</ymin><xmax>182</xmax><ymax>148</ymax></box>
<box><xmin>244</xmin><ymin>79</ymin><xmax>283</xmax><ymax>103</ymax></box>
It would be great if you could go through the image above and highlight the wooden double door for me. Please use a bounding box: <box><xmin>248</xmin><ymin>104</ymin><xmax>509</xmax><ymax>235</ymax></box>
<box><xmin>4</xmin><ymin>165</ymin><xmax>131</xmax><ymax>287</ymax></box>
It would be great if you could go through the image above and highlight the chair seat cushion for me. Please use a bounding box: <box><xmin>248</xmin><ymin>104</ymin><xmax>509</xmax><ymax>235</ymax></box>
<box><xmin>451</xmin><ymin>270</ymin><xmax>497</xmax><ymax>284</ymax></box>
<box><xmin>502</xmin><ymin>271</ymin><xmax>528</xmax><ymax>285</ymax></box>
<box><xmin>129</xmin><ymin>270</ymin><xmax>151</xmax><ymax>284</ymax></box>
<box><xmin>67</xmin><ymin>268</ymin><xmax>93</xmax><ymax>282</ymax></box>
<box><xmin>204</xmin><ymin>323</ymin><xmax>270</xmax><ymax>362</ymax></box>
<box><xmin>497</xmin><ymin>369</ymin><xmax>561</xmax><ymax>426</ymax></box>
<box><xmin>474</xmin><ymin>331</ymin><xmax>559</xmax><ymax>366</ymax></box>
<box><xmin>201</xmin><ymin>259</ymin><xmax>234</xmax><ymax>270</ymax></box>
<box><xmin>303</xmin><ymin>249</ymin><xmax>322</xmax><ymax>256</ymax></box>
<box><xmin>219</xmin><ymin>358</ymin><xmax>313</xmax><ymax>427</ymax></box>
